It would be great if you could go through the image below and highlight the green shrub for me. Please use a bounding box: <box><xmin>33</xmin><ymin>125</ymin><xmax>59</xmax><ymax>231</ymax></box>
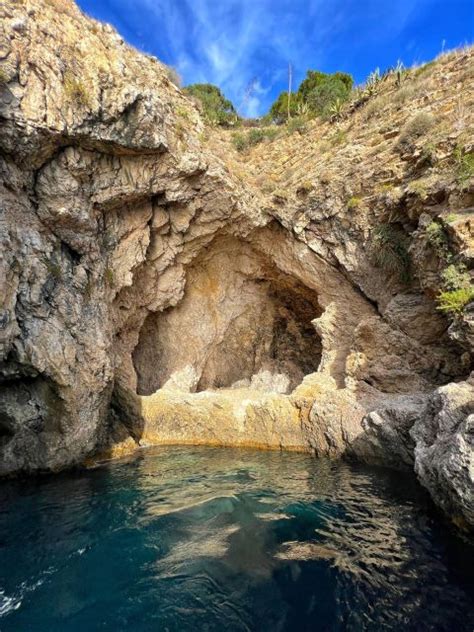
<box><xmin>268</xmin><ymin>70</ymin><xmax>353</xmax><ymax>122</ymax></box>
<box><xmin>299</xmin><ymin>70</ymin><xmax>353</xmax><ymax>101</ymax></box>
<box><xmin>408</xmin><ymin>179</ymin><xmax>428</xmax><ymax>198</ymax></box>
<box><xmin>231</xmin><ymin>132</ymin><xmax>247</xmax><ymax>152</ymax></box>
<box><xmin>184</xmin><ymin>83</ymin><xmax>238</xmax><ymax>126</ymax></box>
<box><xmin>413</xmin><ymin>60</ymin><xmax>436</xmax><ymax>78</ymax></box>
<box><xmin>398</xmin><ymin>112</ymin><xmax>434</xmax><ymax>150</ymax></box>
<box><xmin>441</xmin><ymin>264</ymin><xmax>471</xmax><ymax>291</ymax></box>
<box><xmin>269</xmin><ymin>91</ymin><xmax>303</xmax><ymax>123</ymax></box>
<box><xmin>287</xmin><ymin>116</ymin><xmax>307</xmax><ymax>134</ymax></box>
<box><xmin>330</xmin><ymin>129</ymin><xmax>346</xmax><ymax>146</ymax></box>
<box><xmin>306</xmin><ymin>76</ymin><xmax>352</xmax><ymax>120</ymax></box>
<box><xmin>437</xmin><ymin>287</ymin><xmax>474</xmax><ymax>315</ymax></box>
<box><xmin>454</xmin><ymin>146</ymin><xmax>474</xmax><ymax>187</ymax></box>
<box><xmin>175</xmin><ymin>105</ymin><xmax>191</xmax><ymax>120</ymax></box>
<box><xmin>362</xmin><ymin>68</ymin><xmax>382</xmax><ymax>98</ymax></box>
<box><xmin>263</xmin><ymin>127</ymin><xmax>280</xmax><ymax>141</ymax></box>
<box><xmin>434</xmin><ymin>249</ymin><xmax>473</xmax><ymax>316</ymax></box>
<box><xmin>426</xmin><ymin>221</ymin><xmax>449</xmax><ymax>259</ymax></box>
<box><xmin>392</xmin><ymin>84</ymin><xmax>416</xmax><ymax>105</ymax></box>
<box><xmin>247</xmin><ymin>128</ymin><xmax>267</xmax><ymax>145</ymax></box>
<box><xmin>347</xmin><ymin>196</ymin><xmax>361</xmax><ymax>209</ymax></box>
<box><xmin>362</xmin><ymin>94</ymin><xmax>389</xmax><ymax>120</ymax></box>
<box><xmin>370</xmin><ymin>224</ymin><xmax>411</xmax><ymax>282</ymax></box>
<box><xmin>329</xmin><ymin>97</ymin><xmax>345</xmax><ymax>119</ymax></box>
<box><xmin>231</xmin><ymin>127</ymin><xmax>279</xmax><ymax>152</ymax></box>
<box><xmin>419</xmin><ymin>142</ymin><xmax>436</xmax><ymax>166</ymax></box>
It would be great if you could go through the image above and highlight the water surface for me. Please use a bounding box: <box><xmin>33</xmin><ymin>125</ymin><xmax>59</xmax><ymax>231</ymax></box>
<box><xmin>0</xmin><ymin>446</ymin><xmax>473</xmax><ymax>631</ymax></box>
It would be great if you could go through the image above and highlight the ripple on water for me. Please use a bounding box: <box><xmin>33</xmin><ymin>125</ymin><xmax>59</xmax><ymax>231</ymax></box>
<box><xmin>0</xmin><ymin>446</ymin><xmax>473</xmax><ymax>632</ymax></box>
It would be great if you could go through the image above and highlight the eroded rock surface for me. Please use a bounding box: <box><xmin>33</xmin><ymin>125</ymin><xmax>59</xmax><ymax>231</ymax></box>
<box><xmin>412</xmin><ymin>376</ymin><xmax>474</xmax><ymax>528</ymax></box>
<box><xmin>0</xmin><ymin>0</ymin><xmax>473</xmax><ymax>527</ymax></box>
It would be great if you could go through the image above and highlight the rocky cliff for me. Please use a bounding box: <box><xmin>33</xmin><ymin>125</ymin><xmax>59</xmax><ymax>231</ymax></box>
<box><xmin>0</xmin><ymin>0</ymin><xmax>473</xmax><ymax>528</ymax></box>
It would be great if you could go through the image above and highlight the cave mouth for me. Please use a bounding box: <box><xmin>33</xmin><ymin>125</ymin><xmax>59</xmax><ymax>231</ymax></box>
<box><xmin>133</xmin><ymin>237</ymin><xmax>323</xmax><ymax>395</ymax></box>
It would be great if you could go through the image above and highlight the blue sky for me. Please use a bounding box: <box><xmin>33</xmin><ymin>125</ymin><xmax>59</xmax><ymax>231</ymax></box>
<box><xmin>76</xmin><ymin>0</ymin><xmax>473</xmax><ymax>117</ymax></box>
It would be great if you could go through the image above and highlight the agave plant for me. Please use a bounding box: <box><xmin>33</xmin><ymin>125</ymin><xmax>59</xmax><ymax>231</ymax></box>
<box><xmin>364</xmin><ymin>68</ymin><xmax>381</xmax><ymax>97</ymax></box>
<box><xmin>395</xmin><ymin>60</ymin><xmax>405</xmax><ymax>87</ymax></box>
<box><xmin>296</xmin><ymin>101</ymin><xmax>310</xmax><ymax>117</ymax></box>
<box><xmin>329</xmin><ymin>98</ymin><xmax>344</xmax><ymax>119</ymax></box>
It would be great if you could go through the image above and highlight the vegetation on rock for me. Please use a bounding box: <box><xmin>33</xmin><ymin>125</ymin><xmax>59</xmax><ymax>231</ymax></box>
<box><xmin>398</xmin><ymin>112</ymin><xmax>435</xmax><ymax>151</ymax></box>
<box><xmin>269</xmin><ymin>70</ymin><xmax>353</xmax><ymax>122</ymax></box>
<box><xmin>370</xmin><ymin>224</ymin><xmax>411</xmax><ymax>283</ymax></box>
<box><xmin>437</xmin><ymin>287</ymin><xmax>474</xmax><ymax>315</ymax></box>
<box><xmin>63</xmin><ymin>70</ymin><xmax>90</xmax><ymax>108</ymax></box>
<box><xmin>184</xmin><ymin>83</ymin><xmax>239</xmax><ymax>126</ymax></box>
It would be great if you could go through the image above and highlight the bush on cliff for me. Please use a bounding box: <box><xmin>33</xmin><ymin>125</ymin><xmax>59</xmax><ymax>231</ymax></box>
<box><xmin>184</xmin><ymin>83</ymin><xmax>239</xmax><ymax>126</ymax></box>
<box><xmin>268</xmin><ymin>70</ymin><xmax>353</xmax><ymax>123</ymax></box>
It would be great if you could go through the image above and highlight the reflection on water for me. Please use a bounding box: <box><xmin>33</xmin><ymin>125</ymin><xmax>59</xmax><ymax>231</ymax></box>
<box><xmin>0</xmin><ymin>446</ymin><xmax>473</xmax><ymax>631</ymax></box>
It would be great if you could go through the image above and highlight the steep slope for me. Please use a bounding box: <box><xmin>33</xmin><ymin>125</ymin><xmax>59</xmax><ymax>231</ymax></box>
<box><xmin>0</xmin><ymin>0</ymin><xmax>472</xmax><ymax>527</ymax></box>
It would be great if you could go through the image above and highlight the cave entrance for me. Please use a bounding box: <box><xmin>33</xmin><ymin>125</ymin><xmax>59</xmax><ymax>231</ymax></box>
<box><xmin>133</xmin><ymin>237</ymin><xmax>323</xmax><ymax>395</ymax></box>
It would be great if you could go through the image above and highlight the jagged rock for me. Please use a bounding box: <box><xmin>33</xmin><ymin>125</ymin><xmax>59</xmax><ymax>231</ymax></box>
<box><xmin>0</xmin><ymin>0</ymin><xmax>473</xmax><ymax>530</ymax></box>
<box><xmin>355</xmin><ymin>394</ymin><xmax>428</xmax><ymax>469</ymax></box>
<box><xmin>412</xmin><ymin>377</ymin><xmax>474</xmax><ymax>529</ymax></box>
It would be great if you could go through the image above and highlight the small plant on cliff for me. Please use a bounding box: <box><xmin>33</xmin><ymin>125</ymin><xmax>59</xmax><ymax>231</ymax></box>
<box><xmin>329</xmin><ymin>97</ymin><xmax>345</xmax><ymax>120</ymax></box>
<box><xmin>370</xmin><ymin>224</ymin><xmax>411</xmax><ymax>283</ymax></box>
<box><xmin>362</xmin><ymin>94</ymin><xmax>389</xmax><ymax>121</ymax></box>
<box><xmin>287</xmin><ymin>116</ymin><xmax>307</xmax><ymax>134</ymax></box>
<box><xmin>394</xmin><ymin>59</ymin><xmax>406</xmax><ymax>87</ymax></box>
<box><xmin>398</xmin><ymin>112</ymin><xmax>435</xmax><ymax>151</ymax></box>
<box><xmin>426</xmin><ymin>221</ymin><xmax>450</xmax><ymax>260</ymax></box>
<box><xmin>347</xmin><ymin>196</ymin><xmax>361</xmax><ymax>210</ymax></box>
<box><xmin>441</xmin><ymin>264</ymin><xmax>471</xmax><ymax>291</ymax></box>
<box><xmin>363</xmin><ymin>68</ymin><xmax>382</xmax><ymax>97</ymax></box>
<box><xmin>393</xmin><ymin>84</ymin><xmax>416</xmax><ymax>106</ymax></box>
<box><xmin>330</xmin><ymin>129</ymin><xmax>346</xmax><ymax>146</ymax></box>
<box><xmin>231</xmin><ymin>127</ymin><xmax>279</xmax><ymax>152</ymax></box>
<box><xmin>231</xmin><ymin>132</ymin><xmax>247</xmax><ymax>152</ymax></box>
<box><xmin>163</xmin><ymin>64</ymin><xmax>181</xmax><ymax>87</ymax></box>
<box><xmin>247</xmin><ymin>128</ymin><xmax>267</xmax><ymax>145</ymax></box>
<box><xmin>296</xmin><ymin>180</ymin><xmax>314</xmax><ymax>195</ymax></box>
<box><xmin>63</xmin><ymin>71</ymin><xmax>90</xmax><ymax>108</ymax></box>
<box><xmin>437</xmin><ymin>287</ymin><xmax>474</xmax><ymax>315</ymax></box>
<box><xmin>45</xmin><ymin>259</ymin><xmax>62</xmax><ymax>281</ymax></box>
<box><xmin>454</xmin><ymin>146</ymin><xmax>474</xmax><ymax>188</ymax></box>
<box><xmin>436</xmin><ymin>263</ymin><xmax>473</xmax><ymax>316</ymax></box>
<box><xmin>105</xmin><ymin>268</ymin><xmax>115</xmax><ymax>288</ymax></box>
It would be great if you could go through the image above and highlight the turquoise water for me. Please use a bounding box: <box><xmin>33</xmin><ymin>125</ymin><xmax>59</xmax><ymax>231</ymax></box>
<box><xmin>0</xmin><ymin>447</ymin><xmax>473</xmax><ymax>631</ymax></box>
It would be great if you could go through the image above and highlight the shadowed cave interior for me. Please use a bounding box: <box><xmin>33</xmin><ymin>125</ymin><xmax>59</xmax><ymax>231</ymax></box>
<box><xmin>133</xmin><ymin>237</ymin><xmax>324</xmax><ymax>395</ymax></box>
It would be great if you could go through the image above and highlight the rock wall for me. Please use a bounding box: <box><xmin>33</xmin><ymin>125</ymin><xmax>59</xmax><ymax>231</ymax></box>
<box><xmin>0</xmin><ymin>0</ymin><xmax>473</xmax><ymax>528</ymax></box>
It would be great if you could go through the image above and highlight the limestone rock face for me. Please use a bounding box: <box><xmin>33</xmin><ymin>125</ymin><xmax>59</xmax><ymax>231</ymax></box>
<box><xmin>0</xmin><ymin>0</ymin><xmax>473</xmax><ymax>528</ymax></box>
<box><xmin>412</xmin><ymin>377</ymin><xmax>474</xmax><ymax>528</ymax></box>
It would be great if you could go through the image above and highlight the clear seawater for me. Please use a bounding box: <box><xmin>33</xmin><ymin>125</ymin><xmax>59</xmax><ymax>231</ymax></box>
<box><xmin>0</xmin><ymin>447</ymin><xmax>473</xmax><ymax>632</ymax></box>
